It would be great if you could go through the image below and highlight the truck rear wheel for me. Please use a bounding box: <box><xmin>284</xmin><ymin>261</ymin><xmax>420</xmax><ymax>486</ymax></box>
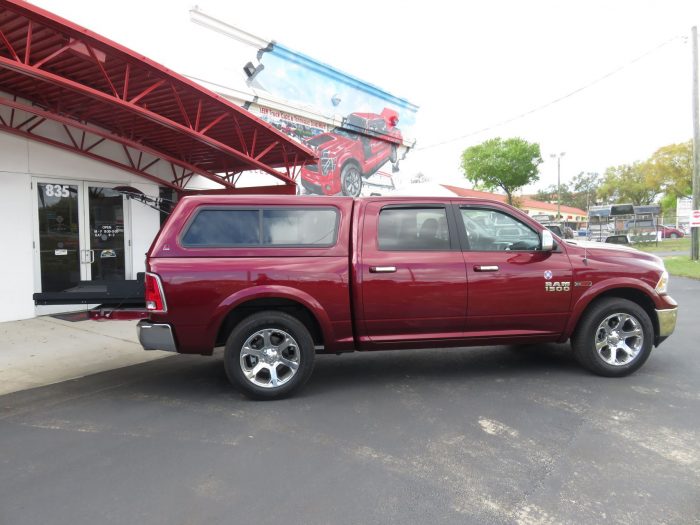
<box><xmin>571</xmin><ymin>298</ymin><xmax>653</xmax><ymax>377</ymax></box>
<box><xmin>224</xmin><ymin>311</ymin><xmax>315</xmax><ymax>400</ymax></box>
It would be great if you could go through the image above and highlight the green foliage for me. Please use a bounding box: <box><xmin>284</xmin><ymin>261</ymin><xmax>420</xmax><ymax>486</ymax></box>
<box><xmin>534</xmin><ymin>171</ymin><xmax>600</xmax><ymax>211</ymax></box>
<box><xmin>596</xmin><ymin>141</ymin><xmax>691</xmax><ymax>210</ymax></box>
<box><xmin>597</xmin><ymin>162</ymin><xmax>660</xmax><ymax>206</ymax></box>
<box><xmin>662</xmin><ymin>256</ymin><xmax>700</xmax><ymax>280</ymax></box>
<box><xmin>461</xmin><ymin>137</ymin><xmax>542</xmax><ymax>205</ymax></box>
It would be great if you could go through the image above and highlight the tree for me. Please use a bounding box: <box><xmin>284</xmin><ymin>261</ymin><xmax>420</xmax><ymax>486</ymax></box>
<box><xmin>645</xmin><ymin>141</ymin><xmax>692</xmax><ymax>214</ymax></box>
<box><xmin>569</xmin><ymin>171</ymin><xmax>600</xmax><ymax>211</ymax></box>
<box><xmin>535</xmin><ymin>183</ymin><xmax>574</xmax><ymax>206</ymax></box>
<box><xmin>597</xmin><ymin>163</ymin><xmax>660</xmax><ymax>206</ymax></box>
<box><xmin>461</xmin><ymin>137</ymin><xmax>542</xmax><ymax>205</ymax></box>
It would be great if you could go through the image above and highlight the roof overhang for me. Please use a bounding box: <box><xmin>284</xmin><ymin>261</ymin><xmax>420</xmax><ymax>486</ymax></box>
<box><xmin>0</xmin><ymin>0</ymin><xmax>316</xmax><ymax>192</ymax></box>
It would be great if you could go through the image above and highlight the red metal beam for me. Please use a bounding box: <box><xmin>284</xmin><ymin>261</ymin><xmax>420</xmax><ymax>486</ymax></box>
<box><xmin>0</xmin><ymin>54</ymin><xmax>296</xmax><ymax>185</ymax></box>
<box><xmin>0</xmin><ymin>96</ymin><xmax>234</xmax><ymax>192</ymax></box>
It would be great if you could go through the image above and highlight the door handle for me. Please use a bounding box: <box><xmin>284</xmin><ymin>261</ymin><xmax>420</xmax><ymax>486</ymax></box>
<box><xmin>89</xmin><ymin>249</ymin><xmax>95</xmax><ymax>264</ymax></box>
<box><xmin>474</xmin><ymin>265</ymin><xmax>499</xmax><ymax>272</ymax></box>
<box><xmin>369</xmin><ymin>266</ymin><xmax>397</xmax><ymax>273</ymax></box>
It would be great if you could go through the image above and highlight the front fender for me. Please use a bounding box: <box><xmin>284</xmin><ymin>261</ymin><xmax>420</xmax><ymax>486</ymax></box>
<box><xmin>562</xmin><ymin>277</ymin><xmax>660</xmax><ymax>341</ymax></box>
<box><xmin>206</xmin><ymin>285</ymin><xmax>335</xmax><ymax>350</ymax></box>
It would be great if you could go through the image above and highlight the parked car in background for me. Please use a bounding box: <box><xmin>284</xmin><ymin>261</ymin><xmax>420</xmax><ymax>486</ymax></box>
<box><xmin>661</xmin><ymin>225</ymin><xmax>685</xmax><ymax>238</ymax></box>
<box><xmin>624</xmin><ymin>220</ymin><xmax>684</xmax><ymax>239</ymax></box>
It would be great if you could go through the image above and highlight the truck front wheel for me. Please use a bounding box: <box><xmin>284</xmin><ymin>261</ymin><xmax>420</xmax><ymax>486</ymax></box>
<box><xmin>571</xmin><ymin>298</ymin><xmax>653</xmax><ymax>377</ymax></box>
<box><xmin>224</xmin><ymin>311</ymin><xmax>315</xmax><ymax>400</ymax></box>
<box><xmin>340</xmin><ymin>163</ymin><xmax>362</xmax><ymax>197</ymax></box>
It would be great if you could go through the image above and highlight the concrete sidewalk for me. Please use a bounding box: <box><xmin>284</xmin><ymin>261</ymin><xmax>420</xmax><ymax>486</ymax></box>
<box><xmin>0</xmin><ymin>315</ymin><xmax>169</xmax><ymax>396</ymax></box>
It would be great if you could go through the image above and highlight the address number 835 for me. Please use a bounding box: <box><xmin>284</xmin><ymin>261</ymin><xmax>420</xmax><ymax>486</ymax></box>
<box><xmin>43</xmin><ymin>184</ymin><xmax>71</xmax><ymax>198</ymax></box>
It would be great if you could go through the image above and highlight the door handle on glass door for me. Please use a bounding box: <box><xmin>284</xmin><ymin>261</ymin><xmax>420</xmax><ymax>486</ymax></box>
<box><xmin>369</xmin><ymin>266</ymin><xmax>397</xmax><ymax>273</ymax></box>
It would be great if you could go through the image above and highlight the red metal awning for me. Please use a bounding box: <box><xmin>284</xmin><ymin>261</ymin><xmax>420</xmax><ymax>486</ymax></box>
<box><xmin>0</xmin><ymin>0</ymin><xmax>315</xmax><ymax>192</ymax></box>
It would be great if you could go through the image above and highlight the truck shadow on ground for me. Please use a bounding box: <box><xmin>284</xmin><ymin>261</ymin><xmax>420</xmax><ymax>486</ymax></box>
<box><xmin>302</xmin><ymin>343</ymin><xmax>581</xmax><ymax>395</ymax></box>
<box><xmin>1</xmin><ymin>343</ymin><xmax>584</xmax><ymax>409</ymax></box>
<box><xmin>186</xmin><ymin>342</ymin><xmax>582</xmax><ymax>400</ymax></box>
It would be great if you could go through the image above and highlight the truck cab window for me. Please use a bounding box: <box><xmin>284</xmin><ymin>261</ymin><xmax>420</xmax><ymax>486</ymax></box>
<box><xmin>378</xmin><ymin>208</ymin><xmax>450</xmax><ymax>251</ymax></box>
<box><xmin>461</xmin><ymin>208</ymin><xmax>540</xmax><ymax>251</ymax></box>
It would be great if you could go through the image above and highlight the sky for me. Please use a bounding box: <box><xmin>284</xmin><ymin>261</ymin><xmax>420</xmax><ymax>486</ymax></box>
<box><xmin>30</xmin><ymin>0</ymin><xmax>700</xmax><ymax>194</ymax></box>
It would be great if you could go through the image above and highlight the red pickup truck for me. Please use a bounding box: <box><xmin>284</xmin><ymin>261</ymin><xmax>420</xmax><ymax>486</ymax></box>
<box><xmin>138</xmin><ymin>195</ymin><xmax>678</xmax><ymax>399</ymax></box>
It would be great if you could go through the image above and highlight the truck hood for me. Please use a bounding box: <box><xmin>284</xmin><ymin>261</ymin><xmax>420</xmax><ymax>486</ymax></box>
<box><xmin>564</xmin><ymin>239</ymin><xmax>664</xmax><ymax>266</ymax></box>
<box><xmin>306</xmin><ymin>133</ymin><xmax>353</xmax><ymax>157</ymax></box>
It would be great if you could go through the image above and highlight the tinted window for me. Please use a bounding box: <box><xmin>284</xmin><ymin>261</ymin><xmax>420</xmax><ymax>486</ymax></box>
<box><xmin>181</xmin><ymin>208</ymin><xmax>338</xmax><ymax>247</ymax></box>
<box><xmin>461</xmin><ymin>208</ymin><xmax>540</xmax><ymax>251</ymax></box>
<box><xmin>181</xmin><ymin>209</ymin><xmax>259</xmax><ymax>246</ymax></box>
<box><xmin>378</xmin><ymin>208</ymin><xmax>450</xmax><ymax>251</ymax></box>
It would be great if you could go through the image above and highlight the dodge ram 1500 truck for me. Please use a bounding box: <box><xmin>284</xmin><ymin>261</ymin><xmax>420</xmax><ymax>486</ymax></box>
<box><xmin>137</xmin><ymin>195</ymin><xmax>678</xmax><ymax>399</ymax></box>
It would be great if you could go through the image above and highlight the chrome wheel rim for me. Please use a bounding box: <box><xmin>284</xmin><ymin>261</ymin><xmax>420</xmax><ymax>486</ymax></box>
<box><xmin>343</xmin><ymin>167</ymin><xmax>361</xmax><ymax>196</ymax></box>
<box><xmin>240</xmin><ymin>329</ymin><xmax>300</xmax><ymax>388</ymax></box>
<box><xmin>594</xmin><ymin>313</ymin><xmax>643</xmax><ymax>366</ymax></box>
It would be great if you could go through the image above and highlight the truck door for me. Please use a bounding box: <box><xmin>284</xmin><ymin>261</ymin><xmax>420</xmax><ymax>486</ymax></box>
<box><xmin>357</xmin><ymin>202</ymin><xmax>467</xmax><ymax>347</ymax></box>
<box><xmin>456</xmin><ymin>204</ymin><xmax>573</xmax><ymax>337</ymax></box>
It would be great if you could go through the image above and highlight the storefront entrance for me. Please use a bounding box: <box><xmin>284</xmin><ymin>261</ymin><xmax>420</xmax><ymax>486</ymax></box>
<box><xmin>33</xmin><ymin>179</ymin><xmax>132</xmax><ymax>295</ymax></box>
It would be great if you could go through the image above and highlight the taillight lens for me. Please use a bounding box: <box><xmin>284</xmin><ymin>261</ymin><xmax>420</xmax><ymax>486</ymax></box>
<box><xmin>144</xmin><ymin>272</ymin><xmax>167</xmax><ymax>312</ymax></box>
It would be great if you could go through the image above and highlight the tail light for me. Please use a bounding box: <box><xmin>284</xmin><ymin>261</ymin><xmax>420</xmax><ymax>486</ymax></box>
<box><xmin>144</xmin><ymin>272</ymin><xmax>167</xmax><ymax>312</ymax></box>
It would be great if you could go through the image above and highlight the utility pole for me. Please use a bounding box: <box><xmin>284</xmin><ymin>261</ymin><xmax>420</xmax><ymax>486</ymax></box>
<box><xmin>692</xmin><ymin>26</ymin><xmax>700</xmax><ymax>261</ymax></box>
<box><xmin>550</xmin><ymin>152</ymin><xmax>566</xmax><ymax>220</ymax></box>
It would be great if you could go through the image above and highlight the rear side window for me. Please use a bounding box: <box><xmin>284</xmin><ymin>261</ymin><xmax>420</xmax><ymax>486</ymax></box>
<box><xmin>181</xmin><ymin>207</ymin><xmax>339</xmax><ymax>247</ymax></box>
<box><xmin>378</xmin><ymin>207</ymin><xmax>450</xmax><ymax>251</ymax></box>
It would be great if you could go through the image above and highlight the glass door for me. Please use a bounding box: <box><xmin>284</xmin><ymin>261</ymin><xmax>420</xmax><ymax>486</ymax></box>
<box><xmin>85</xmin><ymin>186</ymin><xmax>127</xmax><ymax>282</ymax></box>
<box><xmin>35</xmin><ymin>181</ymin><xmax>85</xmax><ymax>292</ymax></box>
<box><xmin>34</xmin><ymin>180</ymin><xmax>131</xmax><ymax>294</ymax></box>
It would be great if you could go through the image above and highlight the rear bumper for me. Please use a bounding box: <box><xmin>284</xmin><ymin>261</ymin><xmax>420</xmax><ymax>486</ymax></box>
<box><xmin>655</xmin><ymin>306</ymin><xmax>678</xmax><ymax>345</ymax></box>
<box><xmin>137</xmin><ymin>320</ymin><xmax>178</xmax><ymax>352</ymax></box>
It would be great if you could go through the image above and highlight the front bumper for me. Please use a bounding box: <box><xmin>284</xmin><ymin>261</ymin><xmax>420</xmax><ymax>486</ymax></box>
<box><xmin>655</xmin><ymin>307</ymin><xmax>678</xmax><ymax>344</ymax></box>
<box><xmin>137</xmin><ymin>320</ymin><xmax>178</xmax><ymax>352</ymax></box>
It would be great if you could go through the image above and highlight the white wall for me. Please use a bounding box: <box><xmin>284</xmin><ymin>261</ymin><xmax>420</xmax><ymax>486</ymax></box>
<box><xmin>0</xmin><ymin>131</ymin><xmax>162</xmax><ymax>322</ymax></box>
<box><xmin>0</xmin><ymin>170</ymin><xmax>35</xmax><ymax>322</ymax></box>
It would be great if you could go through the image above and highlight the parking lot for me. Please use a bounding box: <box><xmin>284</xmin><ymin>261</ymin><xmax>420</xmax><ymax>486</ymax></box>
<box><xmin>0</xmin><ymin>278</ymin><xmax>698</xmax><ymax>525</ymax></box>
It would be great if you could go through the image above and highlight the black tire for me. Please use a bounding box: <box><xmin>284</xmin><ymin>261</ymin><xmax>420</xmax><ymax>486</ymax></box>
<box><xmin>571</xmin><ymin>298</ymin><xmax>653</xmax><ymax>377</ymax></box>
<box><xmin>389</xmin><ymin>145</ymin><xmax>398</xmax><ymax>164</ymax></box>
<box><xmin>224</xmin><ymin>311</ymin><xmax>315</xmax><ymax>400</ymax></box>
<box><xmin>340</xmin><ymin>163</ymin><xmax>362</xmax><ymax>197</ymax></box>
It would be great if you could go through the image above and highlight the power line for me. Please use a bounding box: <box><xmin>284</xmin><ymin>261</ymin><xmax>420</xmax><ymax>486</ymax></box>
<box><xmin>417</xmin><ymin>34</ymin><xmax>685</xmax><ymax>151</ymax></box>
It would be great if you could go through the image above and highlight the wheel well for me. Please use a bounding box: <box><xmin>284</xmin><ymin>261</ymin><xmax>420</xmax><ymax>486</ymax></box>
<box><xmin>341</xmin><ymin>158</ymin><xmax>361</xmax><ymax>174</ymax></box>
<box><xmin>216</xmin><ymin>298</ymin><xmax>323</xmax><ymax>348</ymax></box>
<box><xmin>579</xmin><ymin>288</ymin><xmax>658</xmax><ymax>339</ymax></box>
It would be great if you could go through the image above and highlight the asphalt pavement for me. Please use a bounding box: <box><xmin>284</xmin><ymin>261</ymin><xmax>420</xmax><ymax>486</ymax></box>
<box><xmin>1</xmin><ymin>278</ymin><xmax>698</xmax><ymax>525</ymax></box>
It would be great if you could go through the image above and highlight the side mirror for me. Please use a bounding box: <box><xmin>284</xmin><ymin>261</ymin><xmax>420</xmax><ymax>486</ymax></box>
<box><xmin>541</xmin><ymin>229</ymin><xmax>554</xmax><ymax>251</ymax></box>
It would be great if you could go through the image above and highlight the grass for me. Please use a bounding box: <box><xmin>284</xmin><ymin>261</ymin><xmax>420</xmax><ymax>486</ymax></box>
<box><xmin>662</xmin><ymin>256</ymin><xmax>700</xmax><ymax>280</ymax></box>
<box><xmin>634</xmin><ymin>237</ymin><xmax>690</xmax><ymax>253</ymax></box>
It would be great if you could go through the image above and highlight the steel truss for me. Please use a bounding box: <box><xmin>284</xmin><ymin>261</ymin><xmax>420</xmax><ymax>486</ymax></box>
<box><xmin>0</xmin><ymin>0</ymin><xmax>313</xmax><ymax>192</ymax></box>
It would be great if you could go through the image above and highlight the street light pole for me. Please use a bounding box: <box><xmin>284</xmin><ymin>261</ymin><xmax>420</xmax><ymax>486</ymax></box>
<box><xmin>692</xmin><ymin>26</ymin><xmax>699</xmax><ymax>261</ymax></box>
<box><xmin>550</xmin><ymin>152</ymin><xmax>566</xmax><ymax>220</ymax></box>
